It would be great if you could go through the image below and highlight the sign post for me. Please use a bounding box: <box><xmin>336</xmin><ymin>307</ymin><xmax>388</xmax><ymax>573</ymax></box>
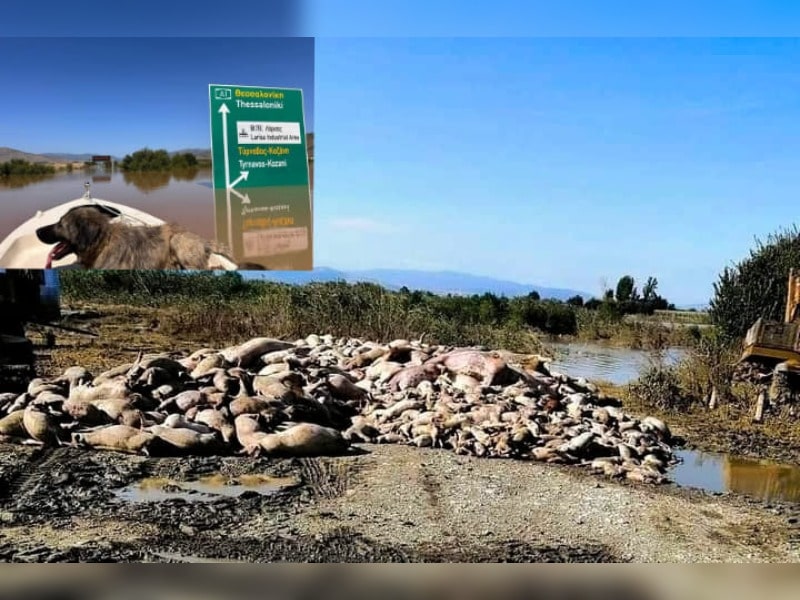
<box><xmin>209</xmin><ymin>84</ymin><xmax>312</xmax><ymax>270</ymax></box>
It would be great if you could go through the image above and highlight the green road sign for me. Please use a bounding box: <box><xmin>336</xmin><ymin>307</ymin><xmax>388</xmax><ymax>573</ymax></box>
<box><xmin>208</xmin><ymin>84</ymin><xmax>312</xmax><ymax>270</ymax></box>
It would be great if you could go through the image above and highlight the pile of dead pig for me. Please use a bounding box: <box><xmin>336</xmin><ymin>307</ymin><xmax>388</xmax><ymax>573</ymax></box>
<box><xmin>0</xmin><ymin>335</ymin><xmax>677</xmax><ymax>484</ymax></box>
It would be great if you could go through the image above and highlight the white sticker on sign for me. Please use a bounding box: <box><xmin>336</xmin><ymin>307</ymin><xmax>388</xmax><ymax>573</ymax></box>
<box><xmin>243</xmin><ymin>227</ymin><xmax>309</xmax><ymax>257</ymax></box>
<box><xmin>237</xmin><ymin>121</ymin><xmax>302</xmax><ymax>144</ymax></box>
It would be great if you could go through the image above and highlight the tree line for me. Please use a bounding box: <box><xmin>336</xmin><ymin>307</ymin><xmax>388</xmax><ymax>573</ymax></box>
<box><xmin>577</xmin><ymin>274</ymin><xmax>675</xmax><ymax>314</ymax></box>
<box><xmin>0</xmin><ymin>159</ymin><xmax>56</xmax><ymax>177</ymax></box>
<box><xmin>119</xmin><ymin>148</ymin><xmax>199</xmax><ymax>172</ymax></box>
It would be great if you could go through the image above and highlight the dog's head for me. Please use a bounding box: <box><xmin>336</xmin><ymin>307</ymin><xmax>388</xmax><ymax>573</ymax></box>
<box><xmin>36</xmin><ymin>204</ymin><xmax>120</xmax><ymax>261</ymax></box>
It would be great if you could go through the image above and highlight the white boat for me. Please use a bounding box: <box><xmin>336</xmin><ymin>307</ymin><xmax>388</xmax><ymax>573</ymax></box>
<box><xmin>0</xmin><ymin>184</ymin><xmax>237</xmax><ymax>270</ymax></box>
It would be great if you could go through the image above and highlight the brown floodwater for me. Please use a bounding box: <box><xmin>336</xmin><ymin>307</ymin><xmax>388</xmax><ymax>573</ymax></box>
<box><xmin>546</xmin><ymin>341</ymin><xmax>685</xmax><ymax>385</ymax></box>
<box><xmin>671</xmin><ymin>450</ymin><xmax>800</xmax><ymax>504</ymax></box>
<box><xmin>0</xmin><ymin>167</ymin><xmax>313</xmax><ymax>269</ymax></box>
<box><xmin>0</xmin><ymin>169</ymin><xmax>217</xmax><ymax>242</ymax></box>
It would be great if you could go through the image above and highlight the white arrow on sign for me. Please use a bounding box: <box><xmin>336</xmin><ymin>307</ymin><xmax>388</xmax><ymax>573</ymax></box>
<box><xmin>229</xmin><ymin>171</ymin><xmax>249</xmax><ymax>189</ymax></box>
<box><xmin>218</xmin><ymin>103</ymin><xmax>231</xmax><ymax>189</ymax></box>
<box><xmin>230</xmin><ymin>187</ymin><xmax>251</xmax><ymax>205</ymax></box>
<box><xmin>219</xmin><ymin>103</ymin><xmax>250</xmax><ymax>191</ymax></box>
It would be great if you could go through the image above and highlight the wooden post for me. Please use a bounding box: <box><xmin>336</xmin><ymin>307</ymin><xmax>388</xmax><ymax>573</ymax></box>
<box><xmin>708</xmin><ymin>386</ymin><xmax>718</xmax><ymax>410</ymax></box>
<box><xmin>754</xmin><ymin>390</ymin><xmax>767</xmax><ymax>423</ymax></box>
<box><xmin>786</xmin><ymin>268</ymin><xmax>800</xmax><ymax>323</ymax></box>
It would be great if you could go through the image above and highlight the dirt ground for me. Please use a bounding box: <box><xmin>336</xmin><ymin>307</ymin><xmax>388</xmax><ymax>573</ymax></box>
<box><xmin>1</xmin><ymin>305</ymin><xmax>799</xmax><ymax>563</ymax></box>
<box><xmin>0</xmin><ymin>441</ymin><xmax>798</xmax><ymax>563</ymax></box>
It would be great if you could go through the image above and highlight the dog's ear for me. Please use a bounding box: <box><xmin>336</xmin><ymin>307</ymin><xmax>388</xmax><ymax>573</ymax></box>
<box><xmin>65</xmin><ymin>208</ymin><xmax>108</xmax><ymax>253</ymax></box>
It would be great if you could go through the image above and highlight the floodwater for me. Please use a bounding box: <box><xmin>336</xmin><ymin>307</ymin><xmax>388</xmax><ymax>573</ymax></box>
<box><xmin>546</xmin><ymin>342</ymin><xmax>800</xmax><ymax>503</ymax></box>
<box><xmin>0</xmin><ymin>167</ymin><xmax>313</xmax><ymax>269</ymax></box>
<box><xmin>546</xmin><ymin>341</ymin><xmax>685</xmax><ymax>386</ymax></box>
<box><xmin>0</xmin><ymin>169</ymin><xmax>217</xmax><ymax>243</ymax></box>
<box><xmin>670</xmin><ymin>449</ymin><xmax>800</xmax><ymax>504</ymax></box>
<box><xmin>113</xmin><ymin>473</ymin><xmax>301</xmax><ymax>503</ymax></box>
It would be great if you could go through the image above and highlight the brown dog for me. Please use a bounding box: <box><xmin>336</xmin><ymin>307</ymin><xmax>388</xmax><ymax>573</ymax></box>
<box><xmin>35</xmin><ymin>204</ymin><xmax>265</xmax><ymax>270</ymax></box>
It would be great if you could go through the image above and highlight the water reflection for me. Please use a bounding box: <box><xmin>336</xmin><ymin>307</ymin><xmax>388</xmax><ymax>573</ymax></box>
<box><xmin>0</xmin><ymin>166</ymin><xmax>313</xmax><ymax>269</ymax></box>
<box><xmin>121</xmin><ymin>170</ymin><xmax>171</xmax><ymax>193</ymax></box>
<box><xmin>171</xmin><ymin>167</ymin><xmax>200</xmax><ymax>182</ymax></box>
<box><xmin>672</xmin><ymin>450</ymin><xmax>800</xmax><ymax>503</ymax></box>
<box><xmin>213</xmin><ymin>184</ymin><xmax>312</xmax><ymax>270</ymax></box>
<box><xmin>0</xmin><ymin>169</ymin><xmax>217</xmax><ymax>245</ymax></box>
<box><xmin>546</xmin><ymin>341</ymin><xmax>684</xmax><ymax>385</ymax></box>
<box><xmin>0</xmin><ymin>173</ymin><xmax>58</xmax><ymax>189</ymax></box>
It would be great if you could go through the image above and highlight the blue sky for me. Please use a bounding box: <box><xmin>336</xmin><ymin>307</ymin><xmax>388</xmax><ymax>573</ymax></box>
<box><xmin>0</xmin><ymin>38</ymin><xmax>314</xmax><ymax>156</ymax></box>
<box><xmin>2</xmin><ymin>1</ymin><xmax>800</xmax><ymax>37</ymax></box>
<box><xmin>3</xmin><ymin>24</ymin><xmax>800</xmax><ymax>305</ymax></box>
<box><xmin>307</xmin><ymin>2</ymin><xmax>800</xmax><ymax>37</ymax></box>
<box><xmin>314</xmin><ymin>38</ymin><xmax>800</xmax><ymax>305</ymax></box>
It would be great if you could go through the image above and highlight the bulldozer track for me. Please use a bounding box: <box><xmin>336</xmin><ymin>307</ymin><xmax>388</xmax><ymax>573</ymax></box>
<box><xmin>786</xmin><ymin>511</ymin><xmax>800</xmax><ymax>552</ymax></box>
<box><xmin>2</xmin><ymin>446</ymin><xmax>64</xmax><ymax>503</ymax></box>
<box><xmin>298</xmin><ymin>457</ymin><xmax>354</xmax><ymax>499</ymax></box>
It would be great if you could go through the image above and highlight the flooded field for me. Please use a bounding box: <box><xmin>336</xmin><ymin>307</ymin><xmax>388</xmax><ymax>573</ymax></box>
<box><xmin>0</xmin><ymin>165</ymin><xmax>313</xmax><ymax>269</ymax></box>
<box><xmin>0</xmin><ymin>169</ymin><xmax>217</xmax><ymax>243</ymax></box>
<box><xmin>546</xmin><ymin>341</ymin><xmax>685</xmax><ymax>385</ymax></box>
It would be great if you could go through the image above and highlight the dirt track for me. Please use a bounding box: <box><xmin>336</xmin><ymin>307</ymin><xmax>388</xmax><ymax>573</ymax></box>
<box><xmin>0</xmin><ymin>440</ymin><xmax>798</xmax><ymax>562</ymax></box>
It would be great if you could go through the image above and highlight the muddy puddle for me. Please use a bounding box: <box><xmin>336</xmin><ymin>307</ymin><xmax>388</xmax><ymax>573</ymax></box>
<box><xmin>670</xmin><ymin>449</ymin><xmax>800</xmax><ymax>504</ymax></box>
<box><xmin>113</xmin><ymin>473</ymin><xmax>301</xmax><ymax>503</ymax></box>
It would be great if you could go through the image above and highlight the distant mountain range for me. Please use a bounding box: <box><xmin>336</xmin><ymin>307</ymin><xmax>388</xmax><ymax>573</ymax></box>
<box><xmin>0</xmin><ymin>147</ymin><xmax>210</xmax><ymax>164</ymax></box>
<box><xmin>242</xmin><ymin>267</ymin><xmax>594</xmax><ymax>301</ymax></box>
<box><xmin>0</xmin><ymin>147</ymin><xmax>59</xmax><ymax>163</ymax></box>
<box><xmin>0</xmin><ymin>147</ymin><xmax>120</xmax><ymax>163</ymax></box>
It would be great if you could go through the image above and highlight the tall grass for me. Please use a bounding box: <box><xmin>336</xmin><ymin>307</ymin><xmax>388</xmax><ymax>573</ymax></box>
<box><xmin>627</xmin><ymin>326</ymin><xmax>757</xmax><ymax>413</ymax></box>
<box><xmin>60</xmin><ymin>271</ymin><xmax>544</xmax><ymax>352</ymax></box>
<box><xmin>574</xmin><ymin>306</ymin><xmax>694</xmax><ymax>349</ymax></box>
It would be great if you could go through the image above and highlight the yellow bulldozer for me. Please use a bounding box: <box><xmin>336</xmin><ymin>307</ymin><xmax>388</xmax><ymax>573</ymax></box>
<box><xmin>740</xmin><ymin>268</ymin><xmax>800</xmax><ymax>372</ymax></box>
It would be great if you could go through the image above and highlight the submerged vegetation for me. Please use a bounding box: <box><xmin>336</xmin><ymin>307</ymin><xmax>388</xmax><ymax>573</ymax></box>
<box><xmin>119</xmin><ymin>148</ymin><xmax>201</xmax><ymax>172</ymax></box>
<box><xmin>0</xmin><ymin>159</ymin><xmax>56</xmax><ymax>177</ymax></box>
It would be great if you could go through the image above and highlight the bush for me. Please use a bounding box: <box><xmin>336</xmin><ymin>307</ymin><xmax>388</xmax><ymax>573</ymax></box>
<box><xmin>628</xmin><ymin>363</ymin><xmax>691</xmax><ymax>411</ymax></box>
<box><xmin>673</xmin><ymin>327</ymin><xmax>737</xmax><ymax>399</ymax></box>
<box><xmin>0</xmin><ymin>159</ymin><xmax>55</xmax><ymax>177</ymax></box>
<box><xmin>60</xmin><ymin>270</ymin><xmax>252</xmax><ymax>305</ymax></box>
<box><xmin>120</xmin><ymin>148</ymin><xmax>173</xmax><ymax>171</ymax></box>
<box><xmin>709</xmin><ymin>225</ymin><xmax>800</xmax><ymax>341</ymax></box>
<box><xmin>171</xmin><ymin>152</ymin><xmax>198</xmax><ymax>169</ymax></box>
